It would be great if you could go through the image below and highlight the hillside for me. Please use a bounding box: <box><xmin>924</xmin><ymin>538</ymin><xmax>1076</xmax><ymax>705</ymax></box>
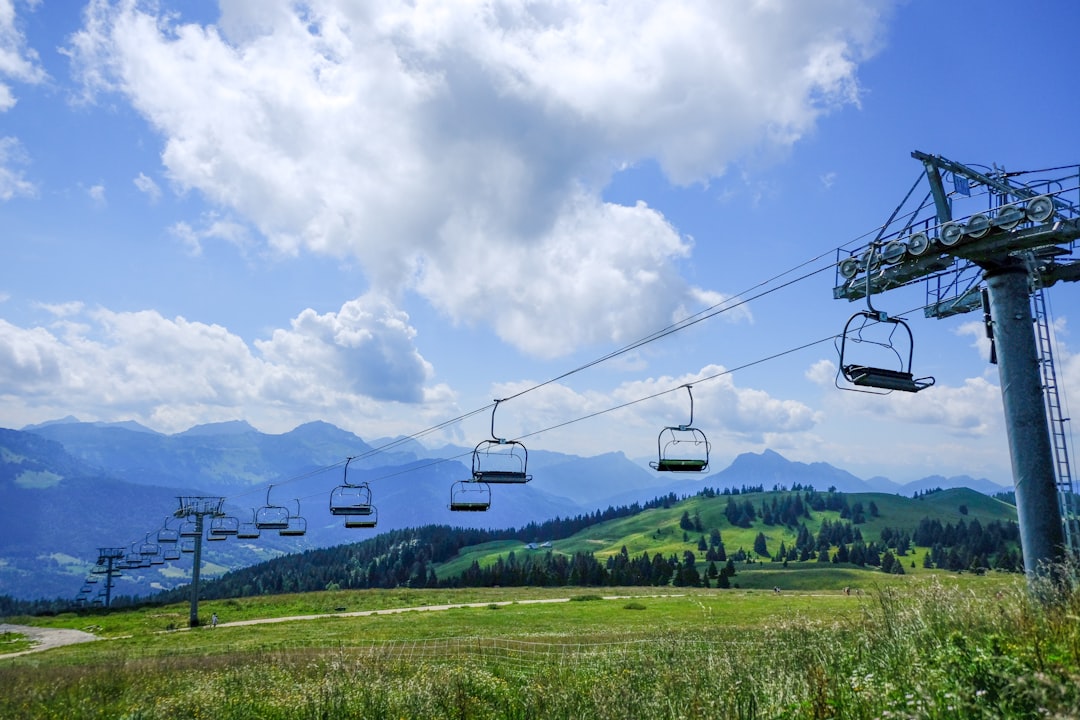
<box><xmin>150</xmin><ymin>486</ymin><xmax>1020</xmax><ymax>605</ymax></box>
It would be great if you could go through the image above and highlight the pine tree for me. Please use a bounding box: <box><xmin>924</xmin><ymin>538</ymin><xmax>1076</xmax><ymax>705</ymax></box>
<box><xmin>753</xmin><ymin>532</ymin><xmax>769</xmax><ymax>558</ymax></box>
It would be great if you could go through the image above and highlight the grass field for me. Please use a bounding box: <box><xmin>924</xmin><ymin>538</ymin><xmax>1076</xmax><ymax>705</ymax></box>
<box><xmin>4</xmin><ymin>567</ymin><xmax>1079</xmax><ymax>719</ymax></box>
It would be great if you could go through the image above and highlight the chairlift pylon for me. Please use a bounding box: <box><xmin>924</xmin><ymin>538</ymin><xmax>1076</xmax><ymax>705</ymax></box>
<box><xmin>837</xmin><ymin>243</ymin><xmax>935</xmax><ymax>394</ymax></box>
<box><xmin>472</xmin><ymin>399</ymin><xmax>531</xmax><ymax>484</ymax></box>
<box><xmin>449</xmin><ymin>480</ymin><xmax>492</xmax><ymax>512</ymax></box>
<box><xmin>650</xmin><ymin>385</ymin><xmax>710</xmax><ymax>472</ymax></box>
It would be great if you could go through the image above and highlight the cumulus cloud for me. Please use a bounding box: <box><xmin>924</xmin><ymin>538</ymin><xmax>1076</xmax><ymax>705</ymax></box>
<box><xmin>63</xmin><ymin>0</ymin><xmax>888</xmax><ymax>356</ymax></box>
<box><xmin>0</xmin><ymin>294</ymin><xmax>444</xmax><ymax>433</ymax></box>
<box><xmin>257</xmin><ymin>294</ymin><xmax>433</xmax><ymax>403</ymax></box>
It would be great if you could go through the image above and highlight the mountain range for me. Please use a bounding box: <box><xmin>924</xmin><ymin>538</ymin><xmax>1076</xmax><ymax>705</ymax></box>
<box><xmin>1</xmin><ymin>418</ymin><xmax>1009</xmax><ymax>600</ymax></box>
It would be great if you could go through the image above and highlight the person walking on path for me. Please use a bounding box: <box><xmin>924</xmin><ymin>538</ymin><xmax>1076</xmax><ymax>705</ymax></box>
<box><xmin>211</xmin><ymin>613</ymin><xmax>218</xmax><ymax>629</ymax></box>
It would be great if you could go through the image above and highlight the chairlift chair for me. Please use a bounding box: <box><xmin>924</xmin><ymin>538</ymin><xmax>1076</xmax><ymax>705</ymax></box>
<box><xmin>179</xmin><ymin>520</ymin><xmax>200</xmax><ymax>538</ymax></box>
<box><xmin>279</xmin><ymin>499</ymin><xmax>307</xmax><ymax>537</ymax></box>
<box><xmin>149</xmin><ymin>553</ymin><xmax>165</xmax><ymax>565</ymax></box>
<box><xmin>836</xmin><ymin>244</ymin><xmax>935</xmax><ymax>394</ymax></box>
<box><xmin>163</xmin><ymin>547</ymin><xmax>181</xmax><ymax>561</ymax></box>
<box><xmin>449</xmin><ymin>480</ymin><xmax>491</xmax><ymax>512</ymax></box>
<box><xmin>157</xmin><ymin>519</ymin><xmax>179</xmax><ymax>544</ymax></box>
<box><xmin>139</xmin><ymin>533</ymin><xmax>160</xmax><ymax>557</ymax></box>
<box><xmin>838</xmin><ymin>312</ymin><xmax>935</xmax><ymax>393</ymax></box>
<box><xmin>255</xmin><ymin>485</ymin><xmax>291</xmax><ymax>530</ymax></box>
<box><xmin>237</xmin><ymin>509</ymin><xmax>261</xmax><ymax>540</ymax></box>
<box><xmin>344</xmin><ymin>505</ymin><xmax>379</xmax><ymax>529</ymax></box>
<box><xmin>124</xmin><ymin>545</ymin><xmax>144</xmax><ymax>567</ymax></box>
<box><xmin>180</xmin><ymin>539</ymin><xmax>196</xmax><ymax>554</ymax></box>
<box><xmin>209</xmin><ymin>515</ymin><xmax>240</xmax><ymax>537</ymax></box>
<box><xmin>330</xmin><ymin>457</ymin><xmax>377</xmax><ymax>516</ymax></box>
<box><xmin>472</xmin><ymin>400</ymin><xmax>531</xmax><ymax>484</ymax></box>
<box><xmin>650</xmin><ymin>385</ymin><xmax>710</xmax><ymax>472</ymax></box>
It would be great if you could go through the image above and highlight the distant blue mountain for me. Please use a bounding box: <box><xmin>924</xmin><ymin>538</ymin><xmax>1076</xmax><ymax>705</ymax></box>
<box><xmin>902</xmin><ymin>474</ymin><xmax>1009</xmax><ymax>497</ymax></box>
<box><xmin>2</xmin><ymin>418</ymin><xmax>1012</xmax><ymax>600</ymax></box>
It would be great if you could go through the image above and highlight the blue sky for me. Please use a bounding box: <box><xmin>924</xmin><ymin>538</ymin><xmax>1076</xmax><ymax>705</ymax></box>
<box><xmin>2</xmin><ymin>0</ymin><xmax>1079</xmax><ymax>486</ymax></box>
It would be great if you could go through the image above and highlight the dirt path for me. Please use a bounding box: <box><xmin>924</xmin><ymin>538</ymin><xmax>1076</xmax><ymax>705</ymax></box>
<box><xmin>0</xmin><ymin>593</ymin><xmax>689</xmax><ymax>654</ymax></box>
<box><xmin>0</xmin><ymin>623</ymin><xmax>100</xmax><ymax>659</ymax></box>
<box><xmin>209</xmin><ymin>593</ymin><xmax>685</xmax><ymax>629</ymax></box>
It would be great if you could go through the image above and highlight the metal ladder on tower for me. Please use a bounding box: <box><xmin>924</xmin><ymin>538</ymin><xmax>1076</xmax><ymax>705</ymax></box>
<box><xmin>1032</xmin><ymin>285</ymin><xmax>1080</xmax><ymax>558</ymax></box>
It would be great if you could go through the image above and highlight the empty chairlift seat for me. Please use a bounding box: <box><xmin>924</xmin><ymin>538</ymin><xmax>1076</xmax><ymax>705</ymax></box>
<box><xmin>450</xmin><ymin>480</ymin><xmax>491</xmax><ymax>512</ymax></box>
<box><xmin>650</xmin><ymin>385</ymin><xmax>710</xmax><ymax>473</ymax></box>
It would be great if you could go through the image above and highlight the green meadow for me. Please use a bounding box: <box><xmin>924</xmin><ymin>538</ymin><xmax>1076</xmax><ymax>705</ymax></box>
<box><xmin>435</xmin><ymin>488</ymin><xmax>1015</xmax><ymax>584</ymax></box>
<box><xmin>4</xmin><ymin>569</ymin><xmax>1080</xmax><ymax>719</ymax></box>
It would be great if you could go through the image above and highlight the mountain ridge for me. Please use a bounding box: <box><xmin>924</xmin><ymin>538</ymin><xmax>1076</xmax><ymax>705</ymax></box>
<box><xmin>1</xmin><ymin>419</ymin><xmax>1010</xmax><ymax>600</ymax></box>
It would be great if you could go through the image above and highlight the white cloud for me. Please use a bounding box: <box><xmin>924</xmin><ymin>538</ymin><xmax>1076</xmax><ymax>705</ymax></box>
<box><xmin>0</xmin><ymin>295</ymin><xmax>445</xmax><ymax>434</ymax></box>
<box><xmin>956</xmin><ymin>319</ymin><xmax>993</xmax><ymax>363</ymax></box>
<box><xmin>64</xmin><ymin>0</ymin><xmax>888</xmax><ymax>357</ymax></box>
<box><xmin>256</xmin><ymin>293</ymin><xmax>433</xmax><ymax>403</ymax></box>
<box><xmin>169</xmin><ymin>213</ymin><xmax>255</xmax><ymax>256</ymax></box>
<box><xmin>86</xmin><ymin>182</ymin><xmax>106</xmax><ymax>206</ymax></box>
<box><xmin>133</xmin><ymin>171</ymin><xmax>161</xmax><ymax>202</ymax></box>
<box><xmin>0</xmin><ymin>0</ymin><xmax>47</xmax><ymax>110</ymax></box>
<box><xmin>0</xmin><ymin>135</ymin><xmax>34</xmax><ymax>199</ymax></box>
<box><xmin>805</xmin><ymin>358</ymin><xmax>837</xmax><ymax>386</ymax></box>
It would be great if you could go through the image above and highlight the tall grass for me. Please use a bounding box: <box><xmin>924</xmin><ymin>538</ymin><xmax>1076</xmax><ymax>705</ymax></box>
<box><xmin>3</xmin><ymin>576</ymin><xmax>1079</xmax><ymax>719</ymax></box>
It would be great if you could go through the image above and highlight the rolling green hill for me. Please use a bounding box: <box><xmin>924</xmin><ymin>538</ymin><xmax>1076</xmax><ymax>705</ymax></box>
<box><xmin>144</xmin><ymin>486</ymin><xmax>1020</xmax><ymax>610</ymax></box>
<box><xmin>431</xmin><ymin>487</ymin><xmax>1019</xmax><ymax>588</ymax></box>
